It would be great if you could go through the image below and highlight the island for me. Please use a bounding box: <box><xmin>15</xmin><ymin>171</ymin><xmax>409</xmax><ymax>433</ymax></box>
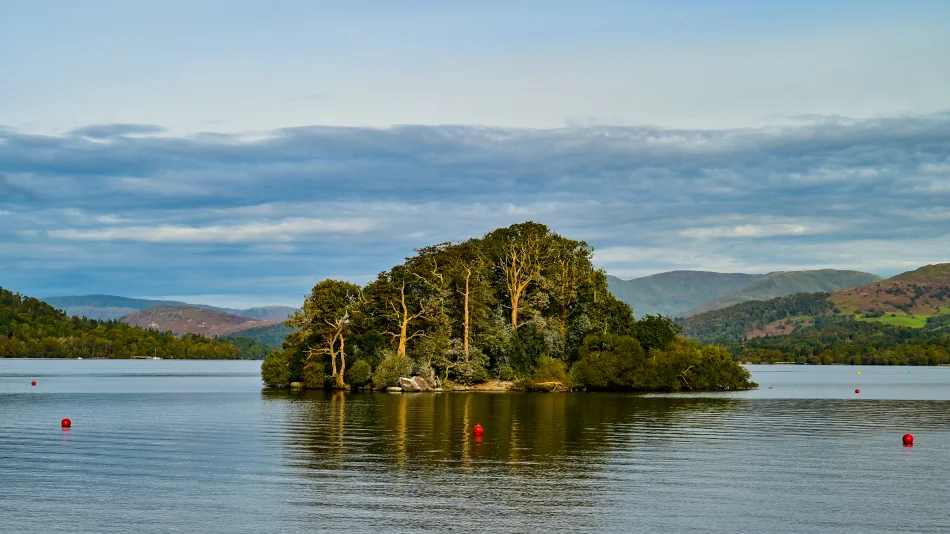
<box><xmin>262</xmin><ymin>222</ymin><xmax>757</xmax><ymax>392</ymax></box>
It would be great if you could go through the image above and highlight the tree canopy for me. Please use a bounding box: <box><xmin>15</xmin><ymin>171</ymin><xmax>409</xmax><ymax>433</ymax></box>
<box><xmin>264</xmin><ymin>222</ymin><xmax>756</xmax><ymax>391</ymax></box>
<box><xmin>0</xmin><ymin>286</ymin><xmax>257</xmax><ymax>359</ymax></box>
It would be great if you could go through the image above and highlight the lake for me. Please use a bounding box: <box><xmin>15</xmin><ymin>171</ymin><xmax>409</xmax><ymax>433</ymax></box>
<box><xmin>2</xmin><ymin>360</ymin><xmax>949</xmax><ymax>533</ymax></box>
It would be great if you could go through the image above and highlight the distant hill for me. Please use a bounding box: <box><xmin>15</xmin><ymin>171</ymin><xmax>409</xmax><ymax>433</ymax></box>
<box><xmin>607</xmin><ymin>269</ymin><xmax>879</xmax><ymax>318</ymax></box>
<box><xmin>680</xmin><ymin>269</ymin><xmax>881</xmax><ymax>317</ymax></box>
<box><xmin>680</xmin><ymin>263</ymin><xmax>950</xmax><ymax>346</ymax></box>
<box><xmin>0</xmin><ymin>287</ymin><xmax>248</xmax><ymax>359</ymax></box>
<box><xmin>606</xmin><ymin>271</ymin><xmax>760</xmax><ymax>318</ymax></box>
<box><xmin>223</xmin><ymin>323</ymin><xmax>295</xmax><ymax>351</ymax></box>
<box><xmin>42</xmin><ymin>295</ymin><xmax>296</xmax><ymax>322</ymax></box>
<box><xmin>121</xmin><ymin>306</ymin><xmax>280</xmax><ymax>337</ymax></box>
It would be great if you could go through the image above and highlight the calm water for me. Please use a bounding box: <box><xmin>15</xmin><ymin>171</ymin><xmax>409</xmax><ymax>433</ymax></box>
<box><xmin>2</xmin><ymin>361</ymin><xmax>949</xmax><ymax>533</ymax></box>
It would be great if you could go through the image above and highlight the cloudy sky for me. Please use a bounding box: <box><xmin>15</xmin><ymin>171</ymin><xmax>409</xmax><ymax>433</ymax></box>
<box><xmin>2</xmin><ymin>1</ymin><xmax>949</xmax><ymax>308</ymax></box>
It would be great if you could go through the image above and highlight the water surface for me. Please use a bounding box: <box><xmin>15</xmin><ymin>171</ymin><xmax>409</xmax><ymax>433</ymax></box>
<box><xmin>1</xmin><ymin>360</ymin><xmax>948</xmax><ymax>533</ymax></box>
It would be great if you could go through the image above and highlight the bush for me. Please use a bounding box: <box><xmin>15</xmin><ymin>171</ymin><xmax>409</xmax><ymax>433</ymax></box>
<box><xmin>301</xmin><ymin>361</ymin><xmax>326</xmax><ymax>389</ymax></box>
<box><xmin>261</xmin><ymin>350</ymin><xmax>291</xmax><ymax>387</ymax></box>
<box><xmin>372</xmin><ymin>351</ymin><xmax>412</xmax><ymax>388</ymax></box>
<box><xmin>346</xmin><ymin>359</ymin><xmax>372</xmax><ymax>387</ymax></box>
<box><xmin>533</xmin><ymin>355</ymin><xmax>569</xmax><ymax>384</ymax></box>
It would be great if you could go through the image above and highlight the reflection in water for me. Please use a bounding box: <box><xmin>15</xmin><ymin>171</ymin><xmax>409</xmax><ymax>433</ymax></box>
<box><xmin>4</xmin><ymin>359</ymin><xmax>950</xmax><ymax>533</ymax></box>
<box><xmin>261</xmin><ymin>389</ymin><xmax>950</xmax><ymax>533</ymax></box>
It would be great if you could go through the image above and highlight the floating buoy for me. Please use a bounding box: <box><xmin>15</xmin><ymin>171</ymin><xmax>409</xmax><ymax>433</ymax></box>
<box><xmin>857</xmin><ymin>371</ymin><xmax>861</xmax><ymax>375</ymax></box>
<box><xmin>61</xmin><ymin>418</ymin><xmax>71</xmax><ymax>429</ymax></box>
<box><xmin>473</xmin><ymin>424</ymin><xmax>484</xmax><ymax>436</ymax></box>
<box><xmin>903</xmin><ymin>433</ymin><xmax>914</xmax><ymax>445</ymax></box>
<box><xmin>855</xmin><ymin>389</ymin><xmax>860</xmax><ymax>394</ymax></box>
<box><xmin>31</xmin><ymin>381</ymin><xmax>36</xmax><ymax>386</ymax></box>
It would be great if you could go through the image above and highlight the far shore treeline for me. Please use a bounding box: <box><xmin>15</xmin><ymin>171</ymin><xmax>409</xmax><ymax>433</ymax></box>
<box><xmin>262</xmin><ymin>222</ymin><xmax>756</xmax><ymax>392</ymax></box>
<box><xmin>0</xmin><ymin>287</ymin><xmax>256</xmax><ymax>359</ymax></box>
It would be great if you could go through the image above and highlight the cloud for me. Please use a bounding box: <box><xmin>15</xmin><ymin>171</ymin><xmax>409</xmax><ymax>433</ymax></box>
<box><xmin>68</xmin><ymin>124</ymin><xmax>166</xmax><ymax>139</ymax></box>
<box><xmin>2</xmin><ymin>112</ymin><xmax>950</xmax><ymax>304</ymax></box>
<box><xmin>679</xmin><ymin>223</ymin><xmax>834</xmax><ymax>239</ymax></box>
<box><xmin>48</xmin><ymin>217</ymin><xmax>375</xmax><ymax>243</ymax></box>
<box><xmin>0</xmin><ymin>174</ymin><xmax>39</xmax><ymax>200</ymax></box>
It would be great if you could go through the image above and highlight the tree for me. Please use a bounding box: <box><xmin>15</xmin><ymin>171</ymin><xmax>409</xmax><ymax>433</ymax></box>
<box><xmin>364</xmin><ymin>264</ymin><xmax>431</xmax><ymax>361</ymax></box>
<box><xmin>287</xmin><ymin>279</ymin><xmax>362</xmax><ymax>389</ymax></box>
<box><xmin>635</xmin><ymin>314</ymin><xmax>682</xmax><ymax>354</ymax></box>
<box><xmin>485</xmin><ymin>222</ymin><xmax>552</xmax><ymax>331</ymax></box>
<box><xmin>261</xmin><ymin>350</ymin><xmax>291</xmax><ymax>387</ymax></box>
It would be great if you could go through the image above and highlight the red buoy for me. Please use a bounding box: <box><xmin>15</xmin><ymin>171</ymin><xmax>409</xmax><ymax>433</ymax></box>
<box><xmin>61</xmin><ymin>418</ymin><xmax>71</xmax><ymax>429</ymax></box>
<box><xmin>473</xmin><ymin>424</ymin><xmax>484</xmax><ymax>436</ymax></box>
<box><xmin>31</xmin><ymin>381</ymin><xmax>36</xmax><ymax>386</ymax></box>
<box><xmin>855</xmin><ymin>389</ymin><xmax>860</xmax><ymax>394</ymax></box>
<box><xmin>903</xmin><ymin>433</ymin><xmax>914</xmax><ymax>445</ymax></box>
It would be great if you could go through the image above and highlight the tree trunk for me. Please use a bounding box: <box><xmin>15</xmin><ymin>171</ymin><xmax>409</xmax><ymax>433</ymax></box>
<box><xmin>511</xmin><ymin>290</ymin><xmax>520</xmax><ymax>331</ymax></box>
<box><xmin>463</xmin><ymin>269</ymin><xmax>471</xmax><ymax>362</ymax></box>
<box><xmin>329</xmin><ymin>332</ymin><xmax>339</xmax><ymax>380</ymax></box>
<box><xmin>336</xmin><ymin>333</ymin><xmax>346</xmax><ymax>389</ymax></box>
<box><xmin>397</xmin><ymin>283</ymin><xmax>409</xmax><ymax>359</ymax></box>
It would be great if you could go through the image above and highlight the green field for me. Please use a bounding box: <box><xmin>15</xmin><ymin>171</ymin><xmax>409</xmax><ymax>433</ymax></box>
<box><xmin>861</xmin><ymin>307</ymin><xmax>950</xmax><ymax>328</ymax></box>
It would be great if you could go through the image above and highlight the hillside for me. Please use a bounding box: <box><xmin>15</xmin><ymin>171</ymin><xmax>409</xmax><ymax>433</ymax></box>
<box><xmin>607</xmin><ymin>269</ymin><xmax>879</xmax><ymax>318</ymax></box>
<box><xmin>680</xmin><ymin>269</ymin><xmax>880</xmax><ymax>317</ymax></box>
<box><xmin>42</xmin><ymin>295</ymin><xmax>296</xmax><ymax>321</ymax></box>
<box><xmin>606</xmin><ymin>271</ymin><xmax>761</xmax><ymax>317</ymax></box>
<box><xmin>223</xmin><ymin>323</ymin><xmax>295</xmax><ymax>351</ymax></box>
<box><xmin>121</xmin><ymin>306</ymin><xmax>279</xmax><ymax>337</ymax></box>
<box><xmin>679</xmin><ymin>263</ymin><xmax>950</xmax><ymax>365</ymax></box>
<box><xmin>0</xmin><ymin>286</ymin><xmax>250</xmax><ymax>359</ymax></box>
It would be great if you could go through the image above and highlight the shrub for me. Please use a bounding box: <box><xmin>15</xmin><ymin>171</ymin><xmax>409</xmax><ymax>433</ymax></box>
<box><xmin>261</xmin><ymin>350</ymin><xmax>291</xmax><ymax>387</ymax></box>
<box><xmin>533</xmin><ymin>355</ymin><xmax>569</xmax><ymax>385</ymax></box>
<box><xmin>301</xmin><ymin>361</ymin><xmax>326</xmax><ymax>389</ymax></box>
<box><xmin>372</xmin><ymin>351</ymin><xmax>412</xmax><ymax>388</ymax></box>
<box><xmin>346</xmin><ymin>359</ymin><xmax>372</xmax><ymax>387</ymax></box>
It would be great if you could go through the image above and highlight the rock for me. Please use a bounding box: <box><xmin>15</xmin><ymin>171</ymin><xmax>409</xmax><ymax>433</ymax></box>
<box><xmin>386</xmin><ymin>387</ymin><xmax>403</xmax><ymax>393</ymax></box>
<box><xmin>289</xmin><ymin>382</ymin><xmax>304</xmax><ymax>389</ymax></box>
<box><xmin>399</xmin><ymin>376</ymin><xmax>432</xmax><ymax>392</ymax></box>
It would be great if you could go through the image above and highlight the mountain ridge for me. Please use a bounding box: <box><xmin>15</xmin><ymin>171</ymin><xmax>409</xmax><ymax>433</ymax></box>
<box><xmin>41</xmin><ymin>294</ymin><xmax>297</xmax><ymax>322</ymax></box>
<box><xmin>121</xmin><ymin>306</ymin><xmax>281</xmax><ymax>337</ymax></box>
<box><xmin>679</xmin><ymin>263</ymin><xmax>950</xmax><ymax>346</ymax></box>
<box><xmin>607</xmin><ymin>269</ymin><xmax>880</xmax><ymax>318</ymax></box>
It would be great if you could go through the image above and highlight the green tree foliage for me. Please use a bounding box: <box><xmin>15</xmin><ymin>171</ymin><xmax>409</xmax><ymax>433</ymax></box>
<box><xmin>570</xmin><ymin>332</ymin><xmax>755</xmax><ymax>391</ymax></box>
<box><xmin>372</xmin><ymin>350</ymin><xmax>413</xmax><ymax>387</ymax></box>
<box><xmin>261</xmin><ymin>350</ymin><xmax>292</xmax><ymax>386</ymax></box>
<box><xmin>634</xmin><ymin>314</ymin><xmax>682</xmax><ymax>353</ymax></box>
<box><xmin>738</xmin><ymin>317</ymin><xmax>950</xmax><ymax>365</ymax></box>
<box><xmin>286</xmin><ymin>279</ymin><xmax>362</xmax><ymax>389</ymax></box>
<box><xmin>346</xmin><ymin>359</ymin><xmax>373</xmax><ymax>388</ymax></box>
<box><xmin>0</xmin><ymin>286</ymin><xmax>251</xmax><ymax>359</ymax></box>
<box><xmin>277</xmin><ymin>222</ymin><xmax>754</xmax><ymax>391</ymax></box>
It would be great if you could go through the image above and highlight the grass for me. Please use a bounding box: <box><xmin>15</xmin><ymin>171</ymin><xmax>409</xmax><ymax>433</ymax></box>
<box><xmin>858</xmin><ymin>308</ymin><xmax>949</xmax><ymax>329</ymax></box>
<box><xmin>871</xmin><ymin>314</ymin><xmax>929</xmax><ymax>328</ymax></box>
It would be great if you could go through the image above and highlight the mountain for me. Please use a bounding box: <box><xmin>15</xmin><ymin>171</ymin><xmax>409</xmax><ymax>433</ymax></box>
<box><xmin>680</xmin><ymin>263</ymin><xmax>950</xmax><ymax>346</ymax></box>
<box><xmin>121</xmin><ymin>306</ymin><xmax>280</xmax><ymax>337</ymax></box>
<box><xmin>607</xmin><ymin>269</ymin><xmax>879</xmax><ymax>318</ymax></box>
<box><xmin>606</xmin><ymin>271</ymin><xmax>761</xmax><ymax>318</ymax></box>
<box><xmin>41</xmin><ymin>295</ymin><xmax>297</xmax><ymax>322</ymax></box>
<box><xmin>679</xmin><ymin>269</ymin><xmax>881</xmax><ymax>317</ymax></box>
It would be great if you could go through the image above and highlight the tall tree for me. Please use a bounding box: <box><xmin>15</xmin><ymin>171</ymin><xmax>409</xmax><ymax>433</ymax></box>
<box><xmin>287</xmin><ymin>279</ymin><xmax>362</xmax><ymax>388</ymax></box>
<box><xmin>485</xmin><ymin>222</ymin><xmax>552</xmax><ymax>331</ymax></box>
<box><xmin>364</xmin><ymin>264</ymin><xmax>431</xmax><ymax>360</ymax></box>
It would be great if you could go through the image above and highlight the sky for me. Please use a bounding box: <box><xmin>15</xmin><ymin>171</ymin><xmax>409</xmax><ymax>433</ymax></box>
<box><xmin>1</xmin><ymin>0</ymin><xmax>949</xmax><ymax>308</ymax></box>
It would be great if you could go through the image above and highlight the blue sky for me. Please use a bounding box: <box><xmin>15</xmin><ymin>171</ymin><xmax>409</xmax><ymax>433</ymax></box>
<box><xmin>1</xmin><ymin>1</ymin><xmax>949</xmax><ymax>308</ymax></box>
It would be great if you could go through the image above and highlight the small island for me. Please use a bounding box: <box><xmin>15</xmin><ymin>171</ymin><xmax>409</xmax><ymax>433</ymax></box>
<box><xmin>262</xmin><ymin>222</ymin><xmax>757</xmax><ymax>392</ymax></box>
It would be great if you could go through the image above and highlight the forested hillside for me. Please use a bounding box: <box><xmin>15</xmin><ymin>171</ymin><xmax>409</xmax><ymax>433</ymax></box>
<box><xmin>0</xmin><ymin>287</ymin><xmax>259</xmax><ymax>359</ymax></box>
<box><xmin>678</xmin><ymin>263</ymin><xmax>950</xmax><ymax>366</ymax></box>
